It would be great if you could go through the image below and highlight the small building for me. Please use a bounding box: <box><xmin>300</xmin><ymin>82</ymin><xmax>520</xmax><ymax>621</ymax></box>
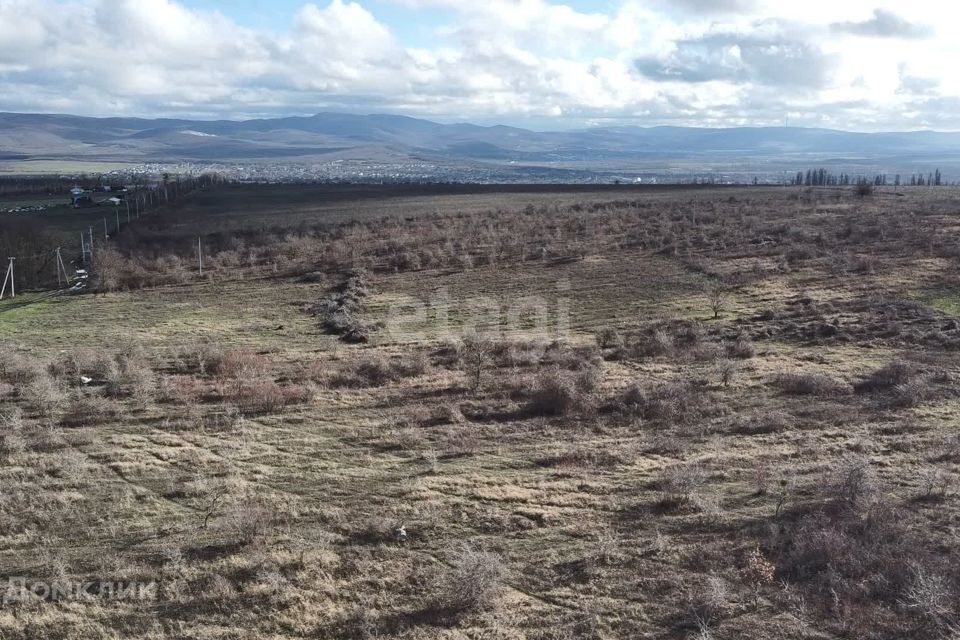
<box><xmin>71</xmin><ymin>192</ymin><xmax>94</xmax><ymax>208</ymax></box>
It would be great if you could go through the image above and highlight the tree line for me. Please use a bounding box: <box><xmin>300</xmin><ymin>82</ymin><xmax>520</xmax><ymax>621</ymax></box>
<box><xmin>793</xmin><ymin>168</ymin><xmax>945</xmax><ymax>187</ymax></box>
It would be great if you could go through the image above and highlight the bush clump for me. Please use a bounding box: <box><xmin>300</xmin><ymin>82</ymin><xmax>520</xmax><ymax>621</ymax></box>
<box><xmin>729</xmin><ymin>410</ymin><xmax>794</xmax><ymax>435</ymax></box>
<box><xmin>60</xmin><ymin>395</ymin><xmax>119</xmax><ymax>428</ymax></box>
<box><xmin>726</xmin><ymin>338</ymin><xmax>756</xmax><ymax>359</ymax></box>
<box><xmin>619</xmin><ymin>381</ymin><xmax>714</xmax><ymax>426</ymax></box>
<box><xmin>434</xmin><ymin>546</ymin><xmax>503</xmax><ymax>613</ymax></box>
<box><xmin>855</xmin><ymin>360</ymin><xmax>914</xmax><ymax>393</ymax></box>
<box><xmin>854</xmin><ymin>360</ymin><xmax>933</xmax><ymax>409</ymax></box>
<box><xmin>228</xmin><ymin>380</ymin><xmax>313</xmax><ymax>413</ymax></box>
<box><xmin>772</xmin><ymin>372</ymin><xmax>849</xmax><ymax>397</ymax></box>
<box><xmin>526</xmin><ymin>366</ymin><xmax>599</xmax><ymax>417</ymax></box>
<box><xmin>332</xmin><ymin>352</ymin><xmax>431</xmax><ymax>388</ymax></box>
<box><xmin>20</xmin><ymin>375</ymin><xmax>67</xmax><ymax>417</ymax></box>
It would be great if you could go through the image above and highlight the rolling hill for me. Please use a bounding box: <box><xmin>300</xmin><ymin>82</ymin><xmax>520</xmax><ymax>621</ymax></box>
<box><xmin>2</xmin><ymin>111</ymin><xmax>960</xmax><ymax>174</ymax></box>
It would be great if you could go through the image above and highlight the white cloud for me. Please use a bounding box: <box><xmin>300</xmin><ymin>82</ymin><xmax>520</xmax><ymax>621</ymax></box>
<box><xmin>0</xmin><ymin>0</ymin><xmax>957</xmax><ymax>129</ymax></box>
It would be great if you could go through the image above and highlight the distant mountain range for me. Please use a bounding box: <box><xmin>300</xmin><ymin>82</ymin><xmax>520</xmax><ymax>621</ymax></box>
<box><xmin>2</xmin><ymin>111</ymin><xmax>960</xmax><ymax>175</ymax></box>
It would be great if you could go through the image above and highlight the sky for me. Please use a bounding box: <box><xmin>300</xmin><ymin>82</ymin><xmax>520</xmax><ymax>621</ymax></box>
<box><xmin>0</xmin><ymin>0</ymin><xmax>958</xmax><ymax>130</ymax></box>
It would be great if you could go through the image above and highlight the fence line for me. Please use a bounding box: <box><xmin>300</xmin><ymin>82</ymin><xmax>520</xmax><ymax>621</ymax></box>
<box><xmin>0</xmin><ymin>175</ymin><xmax>220</xmax><ymax>298</ymax></box>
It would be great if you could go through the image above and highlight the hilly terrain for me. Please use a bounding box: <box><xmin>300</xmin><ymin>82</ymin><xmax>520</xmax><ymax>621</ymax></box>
<box><xmin>3</xmin><ymin>112</ymin><xmax>960</xmax><ymax>178</ymax></box>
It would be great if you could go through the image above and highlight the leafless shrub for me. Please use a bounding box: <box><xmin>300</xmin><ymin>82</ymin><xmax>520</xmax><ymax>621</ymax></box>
<box><xmin>197</xmin><ymin>573</ymin><xmax>238</xmax><ymax>610</ymax></box>
<box><xmin>726</xmin><ymin>338</ymin><xmax>756</xmax><ymax>359</ymax></box>
<box><xmin>889</xmin><ymin>378</ymin><xmax>931</xmax><ymax>409</ymax></box>
<box><xmin>209</xmin><ymin>348</ymin><xmax>267</xmax><ymax>381</ymax></box>
<box><xmin>462</xmin><ymin>332</ymin><xmax>495</xmax><ymax>391</ymax></box>
<box><xmin>336</xmin><ymin>354</ymin><xmax>394</xmax><ymax>388</ymax></box>
<box><xmin>526</xmin><ymin>366</ymin><xmax>599</xmax><ymax>417</ymax></box>
<box><xmin>391</xmin><ymin>351</ymin><xmax>430</xmax><ymax>378</ymax></box>
<box><xmin>541</xmin><ymin>342</ymin><xmax>601</xmax><ymax>371</ymax></box>
<box><xmin>853</xmin><ymin>255</ymin><xmax>878</xmax><ymax>275</ymax></box>
<box><xmin>333</xmin><ymin>350</ymin><xmax>430</xmax><ymax>389</ymax></box>
<box><xmin>435</xmin><ymin>546</ymin><xmax>503</xmax><ymax>613</ymax></box>
<box><xmin>688</xmin><ymin>342</ymin><xmax>724</xmax><ymax>362</ymax></box>
<box><xmin>730</xmin><ymin>410</ymin><xmax>794</xmax><ymax>435</ymax></box>
<box><xmin>772</xmin><ymin>372</ymin><xmax>849</xmax><ymax>396</ymax></box>
<box><xmin>127</xmin><ymin>364</ymin><xmax>157</xmax><ymax>406</ymax></box>
<box><xmin>690</xmin><ymin>614</ymin><xmax>716</xmax><ymax>640</ymax></box>
<box><xmin>714</xmin><ymin>359</ymin><xmax>738</xmax><ymax>387</ymax></box>
<box><xmin>103</xmin><ymin>356</ymin><xmax>156</xmax><ymax>406</ymax></box>
<box><xmin>674</xmin><ymin>321</ymin><xmax>705</xmax><ymax>349</ymax></box>
<box><xmin>687</xmin><ymin>574</ymin><xmax>732</xmax><ymax>627</ymax></box>
<box><xmin>619</xmin><ymin>381</ymin><xmax>714</xmax><ymax>426</ymax></box>
<box><xmin>0</xmin><ymin>407</ymin><xmax>23</xmax><ymax>431</ymax></box>
<box><xmin>296</xmin><ymin>358</ymin><xmax>331</xmax><ymax>387</ymax></box>
<box><xmin>777</xmin><ymin>502</ymin><xmax>914</xmax><ymax>614</ymax></box>
<box><xmin>48</xmin><ymin>349</ymin><xmax>98</xmax><ymax>384</ymax></box>
<box><xmin>158</xmin><ymin>374</ymin><xmax>205</xmax><ymax>404</ymax></box>
<box><xmin>637</xmin><ymin>329</ymin><xmax>674</xmax><ymax>358</ymax></box>
<box><xmin>0</xmin><ymin>408</ymin><xmax>25</xmax><ymax>458</ymax></box>
<box><xmin>901</xmin><ymin>565</ymin><xmax>954</xmax><ymax>626</ymax></box>
<box><xmin>496</xmin><ymin>339</ymin><xmax>545</xmax><ymax>367</ymax></box>
<box><xmin>231</xmin><ymin>379</ymin><xmax>312</xmax><ymax>413</ymax></box>
<box><xmin>829</xmin><ymin>456</ymin><xmax>879</xmax><ymax>509</ymax></box>
<box><xmin>595</xmin><ymin>326</ymin><xmax>624</xmax><ymax>351</ymax></box>
<box><xmin>222</xmin><ymin>495</ymin><xmax>279</xmax><ymax>546</ymax></box>
<box><xmin>658</xmin><ymin>462</ymin><xmax>706</xmax><ymax>508</ymax></box>
<box><xmin>855</xmin><ymin>360</ymin><xmax>915</xmax><ymax>393</ymax></box>
<box><xmin>21</xmin><ymin>374</ymin><xmax>67</xmax><ymax>417</ymax></box>
<box><xmin>917</xmin><ymin>467</ymin><xmax>955</xmax><ymax>501</ymax></box>
<box><xmin>640</xmin><ymin>430</ymin><xmax>686</xmax><ymax>456</ymax></box>
<box><xmin>429</xmin><ymin>403</ymin><xmax>464</xmax><ymax>427</ymax></box>
<box><xmin>174</xmin><ymin>340</ymin><xmax>224</xmax><ymax>376</ymax></box>
<box><xmin>199</xmin><ymin>404</ymin><xmax>246</xmax><ymax>434</ymax></box>
<box><xmin>59</xmin><ymin>395</ymin><xmax>119</xmax><ymax>428</ymax></box>
<box><xmin>0</xmin><ymin>349</ymin><xmax>45</xmax><ymax>385</ymax></box>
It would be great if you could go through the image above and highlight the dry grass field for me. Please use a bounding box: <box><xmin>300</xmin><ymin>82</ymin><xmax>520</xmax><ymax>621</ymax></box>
<box><xmin>1</xmin><ymin>184</ymin><xmax>960</xmax><ymax>639</ymax></box>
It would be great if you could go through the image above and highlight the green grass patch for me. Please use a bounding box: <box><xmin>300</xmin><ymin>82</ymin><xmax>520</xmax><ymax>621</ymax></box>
<box><xmin>915</xmin><ymin>288</ymin><xmax>960</xmax><ymax>317</ymax></box>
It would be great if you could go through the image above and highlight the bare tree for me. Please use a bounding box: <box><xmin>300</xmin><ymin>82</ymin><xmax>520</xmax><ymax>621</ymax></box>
<box><xmin>462</xmin><ymin>332</ymin><xmax>494</xmax><ymax>391</ymax></box>
<box><xmin>708</xmin><ymin>286</ymin><xmax>729</xmax><ymax>320</ymax></box>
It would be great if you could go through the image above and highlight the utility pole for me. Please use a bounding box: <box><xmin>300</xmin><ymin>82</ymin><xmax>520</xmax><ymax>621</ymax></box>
<box><xmin>0</xmin><ymin>258</ymin><xmax>14</xmax><ymax>300</ymax></box>
<box><xmin>103</xmin><ymin>217</ymin><xmax>108</xmax><ymax>240</ymax></box>
<box><xmin>115</xmin><ymin>207</ymin><xmax>120</xmax><ymax>234</ymax></box>
<box><xmin>56</xmin><ymin>248</ymin><xmax>62</xmax><ymax>287</ymax></box>
<box><xmin>56</xmin><ymin>248</ymin><xmax>70</xmax><ymax>287</ymax></box>
<box><xmin>198</xmin><ymin>237</ymin><xmax>203</xmax><ymax>275</ymax></box>
<box><xmin>89</xmin><ymin>227</ymin><xmax>94</xmax><ymax>260</ymax></box>
<box><xmin>125</xmin><ymin>198</ymin><xmax>130</xmax><ymax>223</ymax></box>
<box><xmin>80</xmin><ymin>232</ymin><xmax>87</xmax><ymax>263</ymax></box>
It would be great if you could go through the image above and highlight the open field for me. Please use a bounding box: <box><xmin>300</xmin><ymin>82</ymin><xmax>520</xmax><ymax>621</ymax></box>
<box><xmin>1</xmin><ymin>184</ymin><xmax>960</xmax><ymax>639</ymax></box>
<box><xmin>0</xmin><ymin>160</ymin><xmax>139</xmax><ymax>175</ymax></box>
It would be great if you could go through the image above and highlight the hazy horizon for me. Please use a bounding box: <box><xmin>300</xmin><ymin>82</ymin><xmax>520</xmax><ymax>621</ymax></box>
<box><xmin>4</xmin><ymin>109</ymin><xmax>960</xmax><ymax>135</ymax></box>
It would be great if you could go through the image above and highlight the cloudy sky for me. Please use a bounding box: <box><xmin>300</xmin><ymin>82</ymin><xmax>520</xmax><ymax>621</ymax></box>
<box><xmin>0</xmin><ymin>0</ymin><xmax>957</xmax><ymax>130</ymax></box>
